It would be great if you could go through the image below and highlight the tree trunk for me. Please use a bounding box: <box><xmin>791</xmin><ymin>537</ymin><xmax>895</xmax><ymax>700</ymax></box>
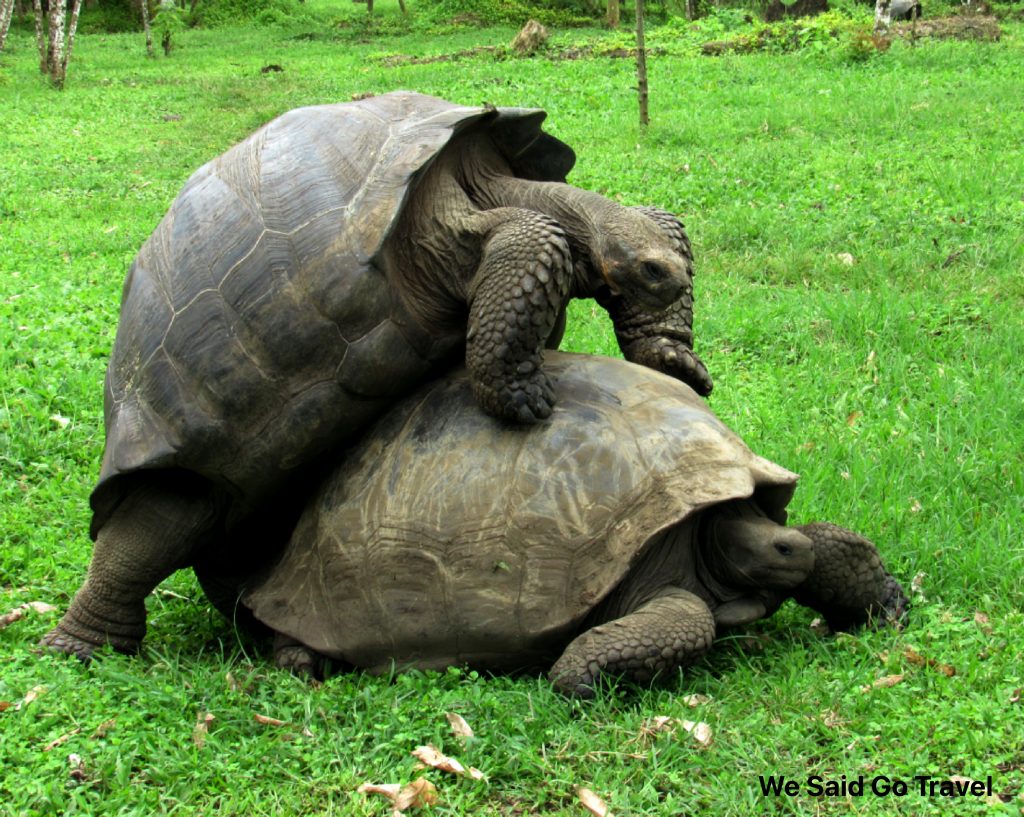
<box><xmin>47</xmin><ymin>0</ymin><xmax>66</xmax><ymax>86</ymax></box>
<box><xmin>685</xmin><ymin>0</ymin><xmax>695</xmax><ymax>21</ymax></box>
<box><xmin>139</xmin><ymin>0</ymin><xmax>154</xmax><ymax>56</ymax></box>
<box><xmin>366</xmin><ymin>0</ymin><xmax>373</xmax><ymax>14</ymax></box>
<box><xmin>635</xmin><ymin>0</ymin><xmax>649</xmax><ymax>127</ymax></box>
<box><xmin>32</xmin><ymin>0</ymin><xmax>46</xmax><ymax>73</ymax></box>
<box><xmin>606</xmin><ymin>0</ymin><xmax>619</xmax><ymax>28</ymax></box>
<box><xmin>397</xmin><ymin>0</ymin><xmax>406</xmax><ymax>15</ymax></box>
<box><xmin>63</xmin><ymin>0</ymin><xmax>82</xmax><ymax>72</ymax></box>
<box><xmin>0</xmin><ymin>0</ymin><xmax>15</xmax><ymax>53</ymax></box>
<box><xmin>874</xmin><ymin>0</ymin><xmax>891</xmax><ymax>32</ymax></box>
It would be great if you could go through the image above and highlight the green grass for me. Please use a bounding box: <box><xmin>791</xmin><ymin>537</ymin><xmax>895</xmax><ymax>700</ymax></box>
<box><xmin>2</xmin><ymin>6</ymin><xmax>1023</xmax><ymax>816</ymax></box>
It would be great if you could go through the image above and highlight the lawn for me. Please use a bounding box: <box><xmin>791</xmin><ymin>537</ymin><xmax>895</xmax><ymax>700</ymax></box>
<box><xmin>1</xmin><ymin>3</ymin><xmax>1022</xmax><ymax>815</ymax></box>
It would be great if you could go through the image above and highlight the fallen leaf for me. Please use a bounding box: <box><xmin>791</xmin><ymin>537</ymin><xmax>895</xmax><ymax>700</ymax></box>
<box><xmin>910</xmin><ymin>572</ymin><xmax>927</xmax><ymax>600</ymax></box>
<box><xmin>680</xmin><ymin>694</ymin><xmax>711</xmax><ymax>707</ymax></box>
<box><xmin>902</xmin><ymin>647</ymin><xmax>956</xmax><ymax>677</ymax></box>
<box><xmin>0</xmin><ymin>702</ymin><xmax>11</xmax><ymax>713</ymax></box>
<box><xmin>1009</xmin><ymin>688</ymin><xmax>1021</xmax><ymax>704</ymax></box>
<box><xmin>909</xmin><ymin>497</ymin><xmax>922</xmax><ymax>513</ymax></box>
<box><xmin>0</xmin><ymin>608</ymin><xmax>26</xmax><ymax>629</ymax></box>
<box><xmin>681</xmin><ymin>720</ymin><xmax>713</xmax><ymax>748</ymax></box>
<box><xmin>50</xmin><ymin>414</ymin><xmax>70</xmax><ymax>429</ymax></box>
<box><xmin>43</xmin><ymin>728</ymin><xmax>81</xmax><ymax>752</ymax></box>
<box><xmin>412</xmin><ymin>744</ymin><xmax>484</xmax><ymax>780</ymax></box>
<box><xmin>0</xmin><ymin>602</ymin><xmax>58</xmax><ymax>630</ymax></box>
<box><xmin>809</xmin><ymin>617</ymin><xmax>830</xmax><ymax>636</ymax></box>
<box><xmin>395</xmin><ymin>778</ymin><xmax>439</xmax><ymax>811</ymax></box>
<box><xmin>846</xmin><ymin>410</ymin><xmax>862</xmax><ymax>427</ymax></box>
<box><xmin>92</xmin><ymin>718</ymin><xmax>116</xmax><ymax>738</ymax></box>
<box><xmin>16</xmin><ymin>685</ymin><xmax>47</xmax><ymax>709</ymax></box>
<box><xmin>193</xmin><ymin>712</ymin><xmax>215</xmax><ymax>748</ymax></box>
<box><xmin>973</xmin><ymin>611</ymin><xmax>993</xmax><ymax>634</ymax></box>
<box><xmin>67</xmin><ymin>753</ymin><xmax>88</xmax><ymax>782</ymax></box>
<box><xmin>577</xmin><ymin>787</ymin><xmax>614</xmax><ymax>817</ymax></box>
<box><xmin>445</xmin><ymin>711</ymin><xmax>474</xmax><ymax>741</ymax></box>
<box><xmin>253</xmin><ymin>713</ymin><xmax>286</xmax><ymax>727</ymax></box>
<box><xmin>861</xmin><ymin>674</ymin><xmax>904</xmax><ymax>692</ymax></box>
<box><xmin>357</xmin><ymin>782</ymin><xmax>402</xmax><ymax>801</ymax></box>
<box><xmin>359</xmin><ymin>778</ymin><xmax>438</xmax><ymax>816</ymax></box>
<box><xmin>836</xmin><ymin>252</ymin><xmax>855</xmax><ymax>266</ymax></box>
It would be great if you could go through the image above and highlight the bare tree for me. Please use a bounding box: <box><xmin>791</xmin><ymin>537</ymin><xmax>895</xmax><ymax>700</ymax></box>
<box><xmin>0</xmin><ymin>0</ymin><xmax>15</xmax><ymax>53</ymax></box>
<box><xmin>32</xmin><ymin>0</ymin><xmax>84</xmax><ymax>87</ymax></box>
<box><xmin>635</xmin><ymin>0</ymin><xmax>649</xmax><ymax>127</ymax></box>
<box><xmin>607</xmin><ymin>0</ymin><xmax>620</xmax><ymax>27</ymax></box>
<box><xmin>138</xmin><ymin>0</ymin><xmax>153</xmax><ymax>56</ymax></box>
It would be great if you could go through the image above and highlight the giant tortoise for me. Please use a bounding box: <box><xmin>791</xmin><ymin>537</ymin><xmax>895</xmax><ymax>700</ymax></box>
<box><xmin>242</xmin><ymin>353</ymin><xmax>908</xmax><ymax>696</ymax></box>
<box><xmin>43</xmin><ymin>92</ymin><xmax>711</xmax><ymax>659</ymax></box>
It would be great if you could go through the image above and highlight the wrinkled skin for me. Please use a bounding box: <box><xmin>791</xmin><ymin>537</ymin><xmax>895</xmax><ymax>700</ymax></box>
<box><xmin>42</xmin><ymin>93</ymin><xmax>712</xmax><ymax>661</ymax></box>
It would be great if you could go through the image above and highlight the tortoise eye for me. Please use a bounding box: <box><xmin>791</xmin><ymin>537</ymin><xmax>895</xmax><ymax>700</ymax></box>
<box><xmin>643</xmin><ymin>262</ymin><xmax>667</xmax><ymax>282</ymax></box>
<box><xmin>775</xmin><ymin>543</ymin><xmax>793</xmax><ymax>557</ymax></box>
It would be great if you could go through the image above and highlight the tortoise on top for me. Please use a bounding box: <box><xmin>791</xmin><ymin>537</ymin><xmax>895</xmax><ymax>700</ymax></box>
<box><xmin>243</xmin><ymin>353</ymin><xmax>907</xmax><ymax>696</ymax></box>
<box><xmin>43</xmin><ymin>91</ymin><xmax>712</xmax><ymax>659</ymax></box>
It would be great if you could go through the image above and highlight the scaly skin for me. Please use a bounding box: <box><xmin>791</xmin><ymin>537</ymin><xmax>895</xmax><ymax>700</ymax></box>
<box><xmin>273</xmin><ymin>633</ymin><xmax>323</xmax><ymax>679</ymax></box>
<box><xmin>466</xmin><ymin>210</ymin><xmax>572</xmax><ymax>423</ymax></box>
<box><xmin>40</xmin><ymin>474</ymin><xmax>218</xmax><ymax>659</ymax></box>
<box><xmin>548</xmin><ymin>588</ymin><xmax>715</xmax><ymax>698</ymax></box>
<box><xmin>792</xmin><ymin>522</ymin><xmax>909</xmax><ymax>630</ymax></box>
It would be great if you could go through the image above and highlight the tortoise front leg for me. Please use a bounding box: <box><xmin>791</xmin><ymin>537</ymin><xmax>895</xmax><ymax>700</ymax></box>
<box><xmin>273</xmin><ymin>632</ymin><xmax>324</xmax><ymax>679</ymax></box>
<box><xmin>40</xmin><ymin>473</ymin><xmax>218</xmax><ymax>659</ymax></box>
<box><xmin>791</xmin><ymin>523</ymin><xmax>909</xmax><ymax>631</ymax></box>
<box><xmin>548</xmin><ymin>587</ymin><xmax>715</xmax><ymax>698</ymax></box>
<box><xmin>595</xmin><ymin>206</ymin><xmax>712</xmax><ymax>396</ymax></box>
<box><xmin>466</xmin><ymin>209</ymin><xmax>572</xmax><ymax>423</ymax></box>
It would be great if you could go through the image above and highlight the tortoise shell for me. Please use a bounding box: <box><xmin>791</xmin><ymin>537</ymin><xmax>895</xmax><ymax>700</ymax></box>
<box><xmin>243</xmin><ymin>352</ymin><xmax>798</xmax><ymax>672</ymax></box>
<box><xmin>92</xmin><ymin>92</ymin><xmax>576</xmax><ymax>536</ymax></box>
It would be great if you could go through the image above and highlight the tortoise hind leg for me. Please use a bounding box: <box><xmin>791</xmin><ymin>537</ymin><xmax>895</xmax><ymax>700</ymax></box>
<box><xmin>548</xmin><ymin>587</ymin><xmax>715</xmax><ymax>698</ymax></box>
<box><xmin>40</xmin><ymin>473</ymin><xmax>218</xmax><ymax>659</ymax></box>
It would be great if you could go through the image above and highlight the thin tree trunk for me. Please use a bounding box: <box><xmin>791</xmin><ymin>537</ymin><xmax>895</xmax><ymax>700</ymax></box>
<box><xmin>0</xmin><ymin>0</ymin><xmax>15</xmax><ymax>53</ymax></box>
<box><xmin>32</xmin><ymin>0</ymin><xmax>45</xmax><ymax>73</ymax></box>
<box><xmin>47</xmin><ymin>0</ymin><xmax>66</xmax><ymax>85</ymax></box>
<box><xmin>606</xmin><ymin>0</ymin><xmax>619</xmax><ymax>28</ymax></box>
<box><xmin>635</xmin><ymin>0</ymin><xmax>649</xmax><ymax>127</ymax></box>
<box><xmin>63</xmin><ymin>0</ymin><xmax>82</xmax><ymax>71</ymax></box>
<box><xmin>874</xmin><ymin>0</ymin><xmax>891</xmax><ymax>32</ymax></box>
<box><xmin>397</xmin><ymin>0</ymin><xmax>406</xmax><ymax>14</ymax></box>
<box><xmin>685</xmin><ymin>0</ymin><xmax>695</xmax><ymax>21</ymax></box>
<box><xmin>139</xmin><ymin>0</ymin><xmax>154</xmax><ymax>56</ymax></box>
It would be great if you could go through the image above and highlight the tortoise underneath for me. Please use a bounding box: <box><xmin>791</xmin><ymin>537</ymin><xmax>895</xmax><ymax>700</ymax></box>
<box><xmin>243</xmin><ymin>353</ymin><xmax>908</xmax><ymax>697</ymax></box>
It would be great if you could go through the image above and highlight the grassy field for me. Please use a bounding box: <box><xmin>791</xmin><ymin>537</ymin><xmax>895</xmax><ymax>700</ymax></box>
<box><xmin>1</xmin><ymin>3</ymin><xmax>1023</xmax><ymax>815</ymax></box>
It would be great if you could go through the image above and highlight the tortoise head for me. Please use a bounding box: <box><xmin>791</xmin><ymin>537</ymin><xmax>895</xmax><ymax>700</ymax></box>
<box><xmin>592</xmin><ymin>214</ymin><xmax>691</xmax><ymax>310</ymax></box>
<box><xmin>703</xmin><ymin>502</ymin><xmax>816</xmax><ymax>592</ymax></box>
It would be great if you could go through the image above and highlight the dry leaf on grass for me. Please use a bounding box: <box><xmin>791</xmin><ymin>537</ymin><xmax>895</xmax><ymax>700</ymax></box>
<box><xmin>412</xmin><ymin>744</ymin><xmax>484</xmax><ymax>780</ymax></box>
<box><xmin>0</xmin><ymin>601</ymin><xmax>58</xmax><ymax>630</ymax></box>
<box><xmin>973</xmin><ymin>611</ymin><xmax>993</xmax><ymax>634</ymax></box>
<box><xmin>67</xmin><ymin>753</ymin><xmax>88</xmax><ymax>783</ymax></box>
<box><xmin>902</xmin><ymin>647</ymin><xmax>956</xmax><ymax>677</ymax></box>
<box><xmin>1009</xmin><ymin>688</ymin><xmax>1021</xmax><ymax>705</ymax></box>
<box><xmin>358</xmin><ymin>778</ymin><xmax>438</xmax><ymax>816</ymax></box>
<box><xmin>193</xmin><ymin>712</ymin><xmax>215</xmax><ymax>748</ymax></box>
<box><xmin>910</xmin><ymin>571</ymin><xmax>927</xmax><ymax>600</ymax></box>
<box><xmin>16</xmin><ymin>685</ymin><xmax>47</xmax><ymax>710</ymax></box>
<box><xmin>445</xmin><ymin>712</ymin><xmax>474</xmax><ymax>741</ymax></box>
<box><xmin>43</xmin><ymin>728</ymin><xmax>82</xmax><ymax>752</ymax></box>
<box><xmin>577</xmin><ymin>787</ymin><xmax>614</xmax><ymax>817</ymax></box>
<box><xmin>680</xmin><ymin>720</ymin><xmax>713</xmax><ymax>748</ymax></box>
<box><xmin>680</xmin><ymin>694</ymin><xmax>711</xmax><ymax>707</ymax></box>
<box><xmin>253</xmin><ymin>713</ymin><xmax>286</xmax><ymax>727</ymax></box>
<box><xmin>0</xmin><ymin>701</ymin><xmax>12</xmax><ymax>713</ymax></box>
<box><xmin>836</xmin><ymin>252</ymin><xmax>855</xmax><ymax>266</ymax></box>
<box><xmin>861</xmin><ymin>674</ymin><xmax>904</xmax><ymax>692</ymax></box>
<box><xmin>92</xmin><ymin>718</ymin><xmax>116</xmax><ymax>738</ymax></box>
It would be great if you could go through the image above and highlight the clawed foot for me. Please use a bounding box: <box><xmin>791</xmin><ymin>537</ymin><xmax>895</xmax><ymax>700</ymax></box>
<box><xmin>39</xmin><ymin>622</ymin><xmax>140</xmax><ymax>661</ymax></box>
<box><xmin>273</xmin><ymin>635</ymin><xmax>323</xmax><ymax>679</ymax></box>
<box><xmin>623</xmin><ymin>336</ymin><xmax>713</xmax><ymax>396</ymax></box>
<box><xmin>473</xmin><ymin>367</ymin><xmax>556</xmax><ymax>424</ymax></box>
